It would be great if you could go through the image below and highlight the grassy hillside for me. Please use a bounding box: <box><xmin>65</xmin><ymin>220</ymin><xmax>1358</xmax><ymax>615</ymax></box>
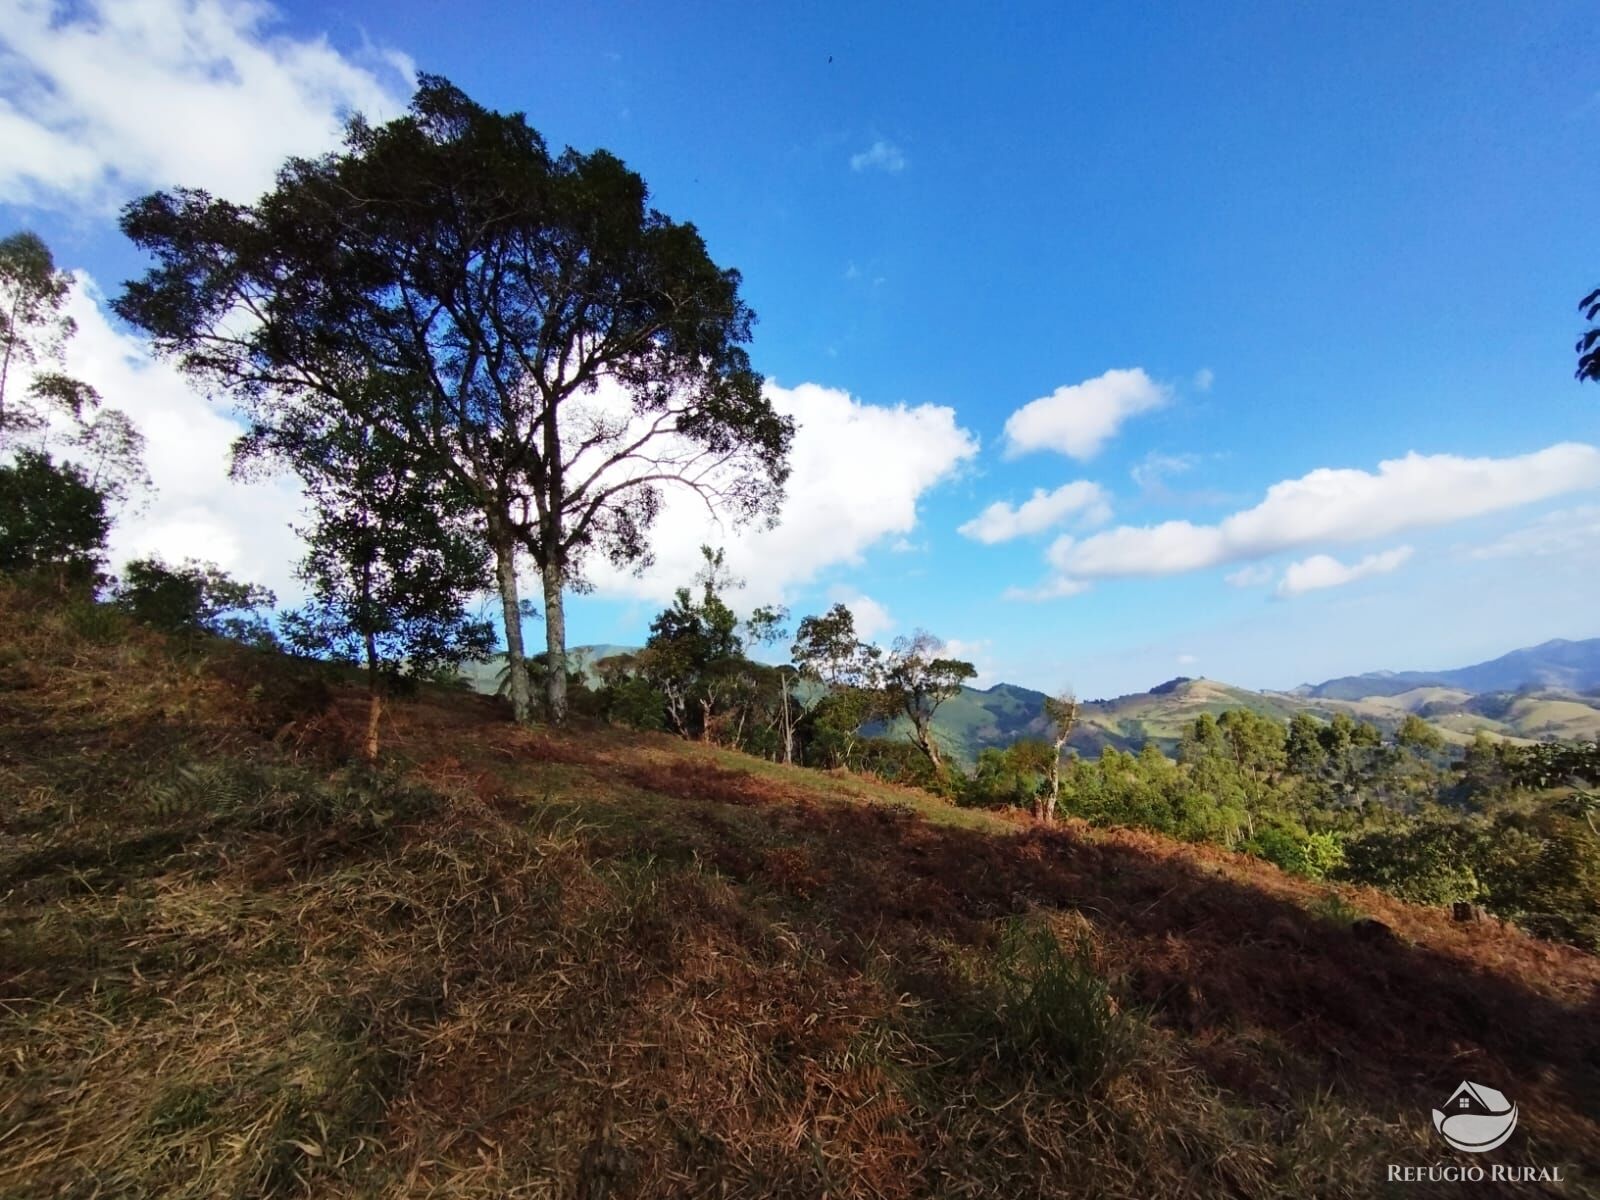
<box><xmin>7</xmin><ymin>586</ymin><xmax>1596</xmax><ymax>1197</ymax></box>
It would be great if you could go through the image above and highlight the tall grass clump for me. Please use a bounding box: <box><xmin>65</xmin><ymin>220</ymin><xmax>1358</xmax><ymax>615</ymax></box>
<box><xmin>984</xmin><ymin>916</ymin><xmax>1143</xmax><ymax>1088</ymax></box>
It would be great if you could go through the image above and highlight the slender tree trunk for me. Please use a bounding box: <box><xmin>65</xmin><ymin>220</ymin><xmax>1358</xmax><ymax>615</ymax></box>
<box><xmin>781</xmin><ymin>674</ymin><xmax>793</xmax><ymax>765</ymax></box>
<box><xmin>363</xmin><ymin>629</ymin><xmax>381</xmax><ymax>765</ymax></box>
<box><xmin>541</xmin><ymin>562</ymin><xmax>568</xmax><ymax>724</ymax></box>
<box><xmin>365</xmin><ymin>682</ymin><xmax>383</xmax><ymax>765</ymax></box>
<box><xmin>492</xmin><ymin>533</ymin><xmax>532</xmax><ymax>723</ymax></box>
<box><xmin>0</xmin><ymin>292</ymin><xmax>21</xmax><ymax>435</ymax></box>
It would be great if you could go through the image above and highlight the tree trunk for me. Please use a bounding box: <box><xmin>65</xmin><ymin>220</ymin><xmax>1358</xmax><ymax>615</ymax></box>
<box><xmin>492</xmin><ymin>535</ymin><xmax>532</xmax><ymax>723</ymax></box>
<box><xmin>780</xmin><ymin>674</ymin><xmax>793</xmax><ymax>765</ymax></box>
<box><xmin>1044</xmin><ymin>735</ymin><xmax>1067</xmax><ymax>824</ymax></box>
<box><xmin>362</xmin><ymin>624</ymin><xmax>383</xmax><ymax>764</ymax></box>
<box><xmin>541</xmin><ymin>562</ymin><xmax>568</xmax><ymax>724</ymax></box>
<box><xmin>364</xmin><ymin>683</ymin><xmax>382</xmax><ymax>765</ymax></box>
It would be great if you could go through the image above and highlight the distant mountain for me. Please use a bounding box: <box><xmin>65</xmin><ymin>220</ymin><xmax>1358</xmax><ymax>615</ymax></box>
<box><xmin>458</xmin><ymin>639</ymin><xmax>1600</xmax><ymax>763</ymax></box>
<box><xmin>1303</xmin><ymin>638</ymin><xmax>1600</xmax><ymax>701</ymax></box>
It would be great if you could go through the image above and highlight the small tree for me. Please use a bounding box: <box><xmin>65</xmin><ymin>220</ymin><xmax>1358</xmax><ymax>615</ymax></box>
<box><xmin>115</xmin><ymin>557</ymin><xmax>275</xmax><ymax>642</ymax></box>
<box><xmin>790</xmin><ymin>602</ymin><xmax>884</xmax><ymax>767</ymax></box>
<box><xmin>0</xmin><ymin>232</ymin><xmax>148</xmax><ymax>503</ymax></box>
<box><xmin>0</xmin><ymin>450</ymin><xmax>109</xmax><ymax>583</ymax></box>
<box><xmin>1395</xmin><ymin>713</ymin><xmax>1445</xmax><ymax>755</ymax></box>
<box><xmin>641</xmin><ymin>548</ymin><xmax>744</xmax><ymax>740</ymax></box>
<box><xmin>1039</xmin><ymin>688</ymin><xmax>1080</xmax><ymax>822</ymax></box>
<box><xmin>881</xmin><ymin>631</ymin><xmax>976</xmax><ymax>772</ymax></box>
<box><xmin>270</xmin><ymin>418</ymin><xmax>496</xmax><ymax>762</ymax></box>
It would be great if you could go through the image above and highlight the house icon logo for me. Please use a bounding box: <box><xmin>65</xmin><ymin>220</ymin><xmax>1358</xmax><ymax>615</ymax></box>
<box><xmin>1432</xmin><ymin>1081</ymin><xmax>1518</xmax><ymax>1153</ymax></box>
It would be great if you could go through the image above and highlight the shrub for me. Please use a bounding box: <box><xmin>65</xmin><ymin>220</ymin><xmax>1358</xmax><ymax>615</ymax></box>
<box><xmin>1336</xmin><ymin>824</ymin><xmax>1480</xmax><ymax>905</ymax></box>
<box><xmin>1248</xmin><ymin>828</ymin><xmax>1345</xmax><ymax>880</ymax></box>
<box><xmin>115</xmin><ymin>557</ymin><xmax>276</xmax><ymax>644</ymax></box>
<box><xmin>0</xmin><ymin>450</ymin><xmax>109</xmax><ymax>584</ymax></box>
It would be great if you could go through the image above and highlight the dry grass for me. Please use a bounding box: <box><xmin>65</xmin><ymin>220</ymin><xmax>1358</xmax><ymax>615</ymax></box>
<box><xmin>1</xmin><ymin>581</ymin><xmax>1597</xmax><ymax>1198</ymax></box>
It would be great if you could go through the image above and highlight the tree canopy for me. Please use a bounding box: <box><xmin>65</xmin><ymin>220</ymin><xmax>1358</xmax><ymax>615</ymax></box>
<box><xmin>116</xmin><ymin>75</ymin><xmax>792</xmax><ymax>724</ymax></box>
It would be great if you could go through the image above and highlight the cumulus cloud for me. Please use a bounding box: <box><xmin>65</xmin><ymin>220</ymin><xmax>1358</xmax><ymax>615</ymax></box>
<box><xmin>1193</xmin><ymin>368</ymin><xmax>1214</xmax><ymax>392</ymax></box>
<box><xmin>582</xmin><ymin>381</ymin><xmax>979</xmax><ymax>606</ymax></box>
<box><xmin>826</xmin><ymin>588</ymin><xmax>895</xmax><ymax>640</ymax></box>
<box><xmin>27</xmin><ymin>276</ymin><xmax>309</xmax><ymax>596</ymax></box>
<box><xmin>957</xmin><ymin>481</ymin><xmax>1110</xmax><ymax>543</ymax></box>
<box><xmin>1040</xmin><ymin>443</ymin><xmax>1600</xmax><ymax>591</ymax></box>
<box><xmin>1002</xmin><ymin>368</ymin><xmax>1170</xmax><ymax>461</ymax></box>
<box><xmin>0</xmin><ymin>0</ymin><xmax>413</xmax><ymax>209</ymax></box>
<box><xmin>849</xmin><ymin>139</ymin><xmax>906</xmax><ymax>173</ymax></box>
<box><xmin>1276</xmin><ymin>546</ymin><xmax>1414</xmax><ymax>597</ymax></box>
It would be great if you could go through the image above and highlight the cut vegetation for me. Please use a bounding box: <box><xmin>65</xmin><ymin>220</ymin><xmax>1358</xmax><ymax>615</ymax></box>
<box><xmin>3</xmin><ymin>584</ymin><xmax>1597</xmax><ymax>1198</ymax></box>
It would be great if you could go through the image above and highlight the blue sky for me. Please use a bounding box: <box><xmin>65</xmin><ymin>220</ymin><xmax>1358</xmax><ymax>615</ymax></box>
<box><xmin>3</xmin><ymin>0</ymin><xmax>1598</xmax><ymax>698</ymax></box>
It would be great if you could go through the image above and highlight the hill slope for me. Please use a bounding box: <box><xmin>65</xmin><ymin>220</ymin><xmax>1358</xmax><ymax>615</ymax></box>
<box><xmin>2</xmin><ymin>584</ymin><xmax>1597</xmax><ymax>1198</ymax></box>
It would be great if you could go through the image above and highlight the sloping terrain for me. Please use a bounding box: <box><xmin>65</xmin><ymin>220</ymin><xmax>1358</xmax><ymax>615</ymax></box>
<box><xmin>3</xmin><ymin>586</ymin><xmax>1598</xmax><ymax>1198</ymax></box>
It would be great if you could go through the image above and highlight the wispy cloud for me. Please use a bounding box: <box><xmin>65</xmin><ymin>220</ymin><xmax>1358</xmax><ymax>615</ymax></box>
<box><xmin>1224</xmin><ymin>563</ymin><xmax>1275</xmax><ymax>588</ymax></box>
<box><xmin>1467</xmin><ymin>505</ymin><xmax>1600</xmax><ymax>561</ymax></box>
<box><xmin>849</xmin><ymin>139</ymin><xmax>907</xmax><ymax>173</ymax></box>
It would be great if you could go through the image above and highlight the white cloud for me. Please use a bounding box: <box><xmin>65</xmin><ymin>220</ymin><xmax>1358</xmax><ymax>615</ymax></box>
<box><xmin>1276</xmin><ymin>546</ymin><xmax>1414</xmax><ymax>597</ymax></box>
<box><xmin>1041</xmin><ymin>443</ymin><xmax>1600</xmax><ymax>591</ymax></box>
<box><xmin>1193</xmin><ymin>368</ymin><xmax>1214</xmax><ymax>392</ymax></box>
<box><xmin>957</xmin><ymin>481</ymin><xmax>1110</xmax><ymax>543</ymax></box>
<box><xmin>0</xmin><ymin>0</ymin><xmax>413</xmax><ymax>209</ymax></box>
<box><xmin>1002</xmin><ymin>368</ymin><xmax>1171</xmax><ymax>461</ymax></box>
<box><xmin>1224</xmin><ymin>563</ymin><xmax>1275</xmax><ymax>588</ymax></box>
<box><xmin>1177</xmin><ymin>653</ymin><xmax>1198</xmax><ymax>666</ymax></box>
<box><xmin>849</xmin><ymin>139</ymin><xmax>906</xmax><ymax>173</ymax></box>
<box><xmin>582</xmin><ymin>381</ymin><xmax>979</xmax><ymax>606</ymax></box>
<box><xmin>826</xmin><ymin>588</ymin><xmax>894</xmax><ymax>640</ymax></box>
<box><xmin>1467</xmin><ymin>505</ymin><xmax>1600</xmax><ymax>561</ymax></box>
<box><xmin>24</xmin><ymin>275</ymin><xmax>308</xmax><ymax>596</ymax></box>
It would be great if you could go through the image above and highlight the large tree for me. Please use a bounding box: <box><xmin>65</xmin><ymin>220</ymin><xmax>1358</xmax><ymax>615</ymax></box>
<box><xmin>116</xmin><ymin>76</ymin><xmax>792</xmax><ymax>724</ymax></box>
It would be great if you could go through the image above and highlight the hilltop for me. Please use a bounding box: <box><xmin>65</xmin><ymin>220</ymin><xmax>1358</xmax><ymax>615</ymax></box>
<box><xmin>2</xmin><ymin>583</ymin><xmax>1597</xmax><ymax>1198</ymax></box>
